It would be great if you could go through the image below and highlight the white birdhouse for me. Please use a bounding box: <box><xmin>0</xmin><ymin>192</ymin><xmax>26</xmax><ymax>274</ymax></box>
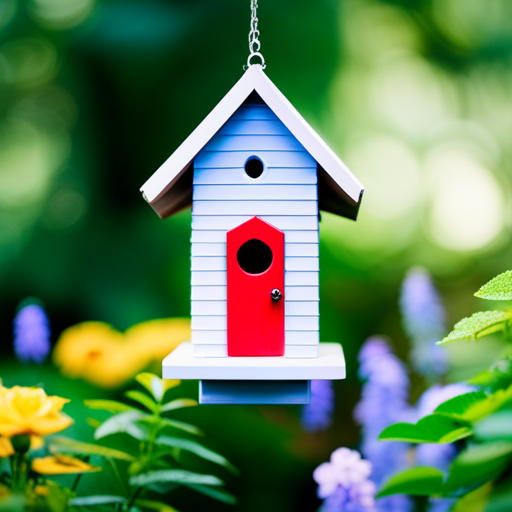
<box><xmin>141</xmin><ymin>65</ymin><xmax>364</xmax><ymax>404</ymax></box>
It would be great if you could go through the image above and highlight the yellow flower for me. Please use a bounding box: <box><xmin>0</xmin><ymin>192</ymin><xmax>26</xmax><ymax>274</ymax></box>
<box><xmin>0</xmin><ymin>386</ymin><xmax>72</xmax><ymax>437</ymax></box>
<box><xmin>32</xmin><ymin>455</ymin><xmax>102</xmax><ymax>475</ymax></box>
<box><xmin>53</xmin><ymin>319</ymin><xmax>190</xmax><ymax>389</ymax></box>
<box><xmin>34</xmin><ymin>485</ymin><xmax>49</xmax><ymax>496</ymax></box>
<box><xmin>125</xmin><ymin>318</ymin><xmax>191</xmax><ymax>363</ymax></box>
<box><xmin>0</xmin><ymin>435</ymin><xmax>44</xmax><ymax>457</ymax></box>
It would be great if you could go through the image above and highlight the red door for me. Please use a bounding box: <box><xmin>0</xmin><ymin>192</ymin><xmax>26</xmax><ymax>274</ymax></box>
<box><xmin>227</xmin><ymin>217</ymin><xmax>285</xmax><ymax>357</ymax></box>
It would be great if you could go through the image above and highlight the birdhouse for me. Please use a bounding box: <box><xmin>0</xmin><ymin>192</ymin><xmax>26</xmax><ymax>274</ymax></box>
<box><xmin>141</xmin><ymin>65</ymin><xmax>364</xmax><ymax>404</ymax></box>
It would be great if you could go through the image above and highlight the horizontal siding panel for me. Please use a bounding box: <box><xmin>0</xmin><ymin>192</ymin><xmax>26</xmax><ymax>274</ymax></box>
<box><xmin>191</xmin><ymin>230</ymin><xmax>319</xmax><ymax>243</ymax></box>
<box><xmin>286</xmin><ymin>244</ymin><xmax>319</xmax><ymax>257</ymax></box>
<box><xmin>192</xmin><ymin>200</ymin><xmax>317</xmax><ymax>216</ymax></box>
<box><xmin>191</xmin><ymin>257</ymin><xmax>226</xmax><ymax>271</ymax></box>
<box><xmin>285</xmin><ymin>301</ymin><xmax>319</xmax><ymax>316</ymax></box>
<box><xmin>192</xmin><ymin>316</ymin><xmax>227</xmax><ymax>330</ymax></box>
<box><xmin>285</xmin><ymin>257</ymin><xmax>319</xmax><ymax>271</ymax></box>
<box><xmin>194</xmin><ymin>151</ymin><xmax>316</xmax><ymax>169</ymax></box>
<box><xmin>285</xmin><ymin>287</ymin><xmax>319</xmax><ymax>301</ymax></box>
<box><xmin>193</xmin><ymin>167</ymin><xmax>317</xmax><ymax>185</ymax></box>
<box><xmin>191</xmin><ymin>271</ymin><xmax>319</xmax><ymax>287</ymax></box>
<box><xmin>191</xmin><ymin>301</ymin><xmax>226</xmax><ymax>316</ymax></box>
<box><xmin>191</xmin><ymin>286</ymin><xmax>226</xmax><ymax>301</ymax></box>
<box><xmin>285</xmin><ymin>271</ymin><xmax>319</xmax><ymax>286</ymax></box>
<box><xmin>191</xmin><ymin>286</ymin><xmax>319</xmax><ymax>301</ymax></box>
<box><xmin>191</xmin><ymin>300</ymin><xmax>319</xmax><ymax>317</ymax></box>
<box><xmin>192</xmin><ymin>344</ymin><xmax>318</xmax><ymax>358</ymax></box>
<box><xmin>218</xmin><ymin>120</ymin><xmax>291</xmax><ymax>136</ymax></box>
<box><xmin>231</xmin><ymin>106</ymin><xmax>279</xmax><ymax>120</ymax></box>
<box><xmin>192</xmin><ymin>330</ymin><xmax>319</xmax><ymax>345</ymax></box>
<box><xmin>192</xmin><ymin>244</ymin><xmax>225</xmax><ymax>257</ymax></box>
<box><xmin>203</xmin><ymin>135</ymin><xmax>304</xmax><ymax>152</ymax></box>
<box><xmin>192</xmin><ymin>215</ymin><xmax>319</xmax><ymax>231</ymax></box>
<box><xmin>193</xmin><ymin>184</ymin><xmax>317</xmax><ymax>200</ymax></box>
<box><xmin>285</xmin><ymin>316</ymin><xmax>319</xmax><ymax>331</ymax></box>
<box><xmin>192</xmin><ymin>242</ymin><xmax>318</xmax><ymax>257</ymax></box>
<box><xmin>191</xmin><ymin>272</ymin><xmax>226</xmax><ymax>286</ymax></box>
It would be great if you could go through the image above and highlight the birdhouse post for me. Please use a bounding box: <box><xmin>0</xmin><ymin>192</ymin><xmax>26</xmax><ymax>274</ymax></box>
<box><xmin>140</xmin><ymin>65</ymin><xmax>363</xmax><ymax>404</ymax></box>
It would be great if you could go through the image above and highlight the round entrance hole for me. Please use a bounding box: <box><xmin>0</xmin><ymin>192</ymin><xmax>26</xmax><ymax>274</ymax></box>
<box><xmin>237</xmin><ymin>239</ymin><xmax>273</xmax><ymax>274</ymax></box>
<box><xmin>244</xmin><ymin>156</ymin><xmax>264</xmax><ymax>179</ymax></box>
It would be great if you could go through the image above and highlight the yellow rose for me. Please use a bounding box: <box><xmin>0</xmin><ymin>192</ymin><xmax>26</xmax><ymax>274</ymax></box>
<box><xmin>0</xmin><ymin>386</ymin><xmax>72</xmax><ymax>437</ymax></box>
<box><xmin>53</xmin><ymin>319</ymin><xmax>190</xmax><ymax>389</ymax></box>
<box><xmin>32</xmin><ymin>455</ymin><xmax>101</xmax><ymax>475</ymax></box>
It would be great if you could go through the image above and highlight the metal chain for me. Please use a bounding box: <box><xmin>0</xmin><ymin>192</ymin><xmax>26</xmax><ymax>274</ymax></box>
<box><xmin>245</xmin><ymin>0</ymin><xmax>265</xmax><ymax>69</ymax></box>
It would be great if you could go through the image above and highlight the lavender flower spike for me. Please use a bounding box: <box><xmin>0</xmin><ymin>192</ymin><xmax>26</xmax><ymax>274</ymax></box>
<box><xmin>354</xmin><ymin>337</ymin><xmax>414</xmax><ymax>512</ymax></box>
<box><xmin>400</xmin><ymin>267</ymin><xmax>448</xmax><ymax>378</ymax></box>
<box><xmin>301</xmin><ymin>379</ymin><xmax>335</xmax><ymax>432</ymax></box>
<box><xmin>13</xmin><ymin>301</ymin><xmax>51</xmax><ymax>364</ymax></box>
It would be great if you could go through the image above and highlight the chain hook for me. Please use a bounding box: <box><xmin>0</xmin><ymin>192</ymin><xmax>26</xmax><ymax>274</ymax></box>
<box><xmin>244</xmin><ymin>0</ymin><xmax>266</xmax><ymax>70</ymax></box>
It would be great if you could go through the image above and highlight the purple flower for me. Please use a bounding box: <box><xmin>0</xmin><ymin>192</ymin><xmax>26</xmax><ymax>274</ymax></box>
<box><xmin>354</xmin><ymin>337</ymin><xmax>414</xmax><ymax>512</ymax></box>
<box><xmin>314</xmin><ymin>447</ymin><xmax>376</xmax><ymax>512</ymax></box>
<box><xmin>399</xmin><ymin>267</ymin><xmax>448</xmax><ymax>378</ymax></box>
<box><xmin>13</xmin><ymin>302</ymin><xmax>51</xmax><ymax>364</ymax></box>
<box><xmin>301</xmin><ymin>380</ymin><xmax>335</xmax><ymax>432</ymax></box>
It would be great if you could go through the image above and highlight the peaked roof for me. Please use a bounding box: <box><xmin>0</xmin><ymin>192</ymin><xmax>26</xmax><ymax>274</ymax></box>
<box><xmin>140</xmin><ymin>65</ymin><xmax>364</xmax><ymax>220</ymax></box>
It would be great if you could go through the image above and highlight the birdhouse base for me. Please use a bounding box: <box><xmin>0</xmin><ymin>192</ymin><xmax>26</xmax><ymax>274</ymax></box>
<box><xmin>199</xmin><ymin>380</ymin><xmax>311</xmax><ymax>405</ymax></box>
<box><xmin>162</xmin><ymin>342</ymin><xmax>345</xmax><ymax>405</ymax></box>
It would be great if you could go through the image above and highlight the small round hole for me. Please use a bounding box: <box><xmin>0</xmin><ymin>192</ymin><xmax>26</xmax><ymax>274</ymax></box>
<box><xmin>237</xmin><ymin>239</ymin><xmax>273</xmax><ymax>274</ymax></box>
<box><xmin>245</xmin><ymin>157</ymin><xmax>264</xmax><ymax>179</ymax></box>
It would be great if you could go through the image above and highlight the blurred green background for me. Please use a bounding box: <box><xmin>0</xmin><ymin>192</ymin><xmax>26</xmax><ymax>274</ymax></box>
<box><xmin>1</xmin><ymin>0</ymin><xmax>512</xmax><ymax>510</ymax></box>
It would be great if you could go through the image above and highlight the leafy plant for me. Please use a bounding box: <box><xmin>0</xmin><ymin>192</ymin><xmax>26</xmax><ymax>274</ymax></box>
<box><xmin>68</xmin><ymin>372</ymin><xmax>238</xmax><ymax>510</ymax></box>
<box><xmin>376</xmin><ymin>270</ymin><xmax>512</xmax><ymax>509</ymax></box>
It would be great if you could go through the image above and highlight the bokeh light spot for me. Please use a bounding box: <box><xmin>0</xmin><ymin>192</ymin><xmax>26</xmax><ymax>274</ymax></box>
<box><xmin>426</xmin><ymin>148</ymin><xmax>505</xmax><ymax>252</ymax></box>
<box><xmin>28</xmin><ymin>0</ymin><xmax>95</xmax><ymax>30</ymax></box>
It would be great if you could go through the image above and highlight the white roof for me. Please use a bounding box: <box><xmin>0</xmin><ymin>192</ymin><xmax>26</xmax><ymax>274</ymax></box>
<box><xmin>140</xmin><ymin>65</ymin><xmax>364</xmax><ymax>220</ymax></box>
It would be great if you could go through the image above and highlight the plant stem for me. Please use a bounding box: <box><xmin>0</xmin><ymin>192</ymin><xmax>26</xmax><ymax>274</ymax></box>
<box><xmin>71</xmin><ymin>474</ymin><xmax>82</xmax><ymax>492</ymax></box>
<box><xmin>126</xmin><ymin>486</ymin><xmax>142</xmax><ymax>510</ymax></box>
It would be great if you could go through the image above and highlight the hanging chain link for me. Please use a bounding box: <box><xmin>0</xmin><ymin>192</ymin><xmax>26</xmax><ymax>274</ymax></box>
<box><xmin>245</xmin><ymin>0</ymin><xmax>265</xmax><ymax>70</ymax></box>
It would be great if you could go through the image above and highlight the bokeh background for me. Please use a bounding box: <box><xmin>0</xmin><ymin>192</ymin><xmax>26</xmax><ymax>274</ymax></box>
<box><xmin>1</xmin><ymin>0</ymin><xmax>512</xmax><ymax>510</ymax></box>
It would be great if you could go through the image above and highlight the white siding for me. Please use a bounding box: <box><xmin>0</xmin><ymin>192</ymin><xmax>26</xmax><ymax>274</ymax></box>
<box><xmin>191</xmin><ymin>101</ymin><xmax>320</xmax><ymax>357</ymax></box>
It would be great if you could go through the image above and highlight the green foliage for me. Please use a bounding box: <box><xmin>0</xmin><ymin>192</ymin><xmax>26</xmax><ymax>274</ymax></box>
<box><xmin>439</xmin><ymin>311</ymin><xmax>512</xmax><ymax>344</ymax></box>
<box><xmin>378</xmin><ymin>269</ymin><xmax>512</xmax><ymax>507</ymax></box>
<box><xmin>475</xmin><ymin>271</ymin><xmax>512</xmax><ymax>301</ymax></box>
<box><xmin>379</xmin><ymin>415</ymin><xmax>472</xmax><ymax>444</ymax></box>
<box><xmin>84</xmin><ymin>373</ymin><xmax>236</xmax><ymax>508</ymax></box>
<box><xmin>377</xmin><ymin>468</ymin><xmax>445</xmax><ymax>497</ymax></box>
<box><xmin>49</xmin><ymin>437</ymin><xmax>135</xmax><ymax>462</ymax></box>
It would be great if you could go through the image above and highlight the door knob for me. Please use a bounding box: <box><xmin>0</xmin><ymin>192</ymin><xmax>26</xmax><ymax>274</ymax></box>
<box><xmin>271</xmin><ymin>288</ymin><xmax>283</xmax><ymax>302</ymax></box>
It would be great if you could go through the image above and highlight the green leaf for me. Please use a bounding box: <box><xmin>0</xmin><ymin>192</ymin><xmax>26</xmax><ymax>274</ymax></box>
<box><xmin>461</xmin><ymin>385</ymin><xmax>512</xmax><ymax>423</ymax></box>
<box><xmin>378</xmin><ymin>415</ymin><xmax>472</xmax><ymax>444</ymax></box>
<box><xmin>135</xmin><ymin>373</ymin><xmax>180</xmax><ymax>402</ymax></box>
<box><xmin>49</xmin><ymin>436</ymin><xmax>135</xmax><ymax>461</ymax></box>
<box><xmin>434</xmin><ymin>391</ymin><xmax>488</xmax><ymax>419</ymax></box>
<box><xmin>160</xmin><ymin>399</ymin><xmax>198</xmax><ymax>413</ymax></box>
<box><xmin>70</xmin><ymin>496</ymin><xmax>126</xmax><ymax>506</ymax></box>
<box><xmin>156</xmin><ymin>435</ymin><xmax>239</xmax><ymax>474</ymax></box>
<box><xmin>129</xmin><ymin>469</ymin><xmax>223</xmax><ymax>488</ymax></box>
<box><xmin>439</xmin><ymin>311</ymin><xmax>512</xmax><ymax>345</ymax></box>
<box><xmin>135</xmin><ymin>499</ymin><xmax>181</xmax><ymax>512</ymax></box>
<box><xmin>445</xmin><ymin>442</ymin><xmax>512</xmax><ymax>491</ymax></box>
<box><xmin>84</xmin><ymin>399</ymin><xmax>136</xmax><ymax>414</ymax></box>
<box><xmin>475</xmin><ymin>271</ymin><xmax>512</xmax><ymax>301</ymax></box>
<box><xmin>184</xmin><ymin>484</ymin><xmax>237</xmax><ymax>505</ymax></box>
<box><xmin>157</xmin><ymin>418</ymin><xmax>203</xmax><ymax>436</ymax></box>
<box><xmin>450</xmin><ymin>483</ymin><xmax>492</xmax><ymax>512</ymax></box>
<box><xmin>125</xmin><ymin>390</ymin><xmax>158</xmax><ymax>413</ymax></box>
<box><xmin>377</xmin><ymin>467</ymin><xmax>445</xmax><ymax>497</ymax></box>
<box><xmin>94</xmin><ymin>410</ymin><xmax>146</xmax><ymax>440</ymax></box>
<box><xmin>474</xmin><ymin>410</ymin><xmax>512</xmax><ymax>441</ymax></box>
